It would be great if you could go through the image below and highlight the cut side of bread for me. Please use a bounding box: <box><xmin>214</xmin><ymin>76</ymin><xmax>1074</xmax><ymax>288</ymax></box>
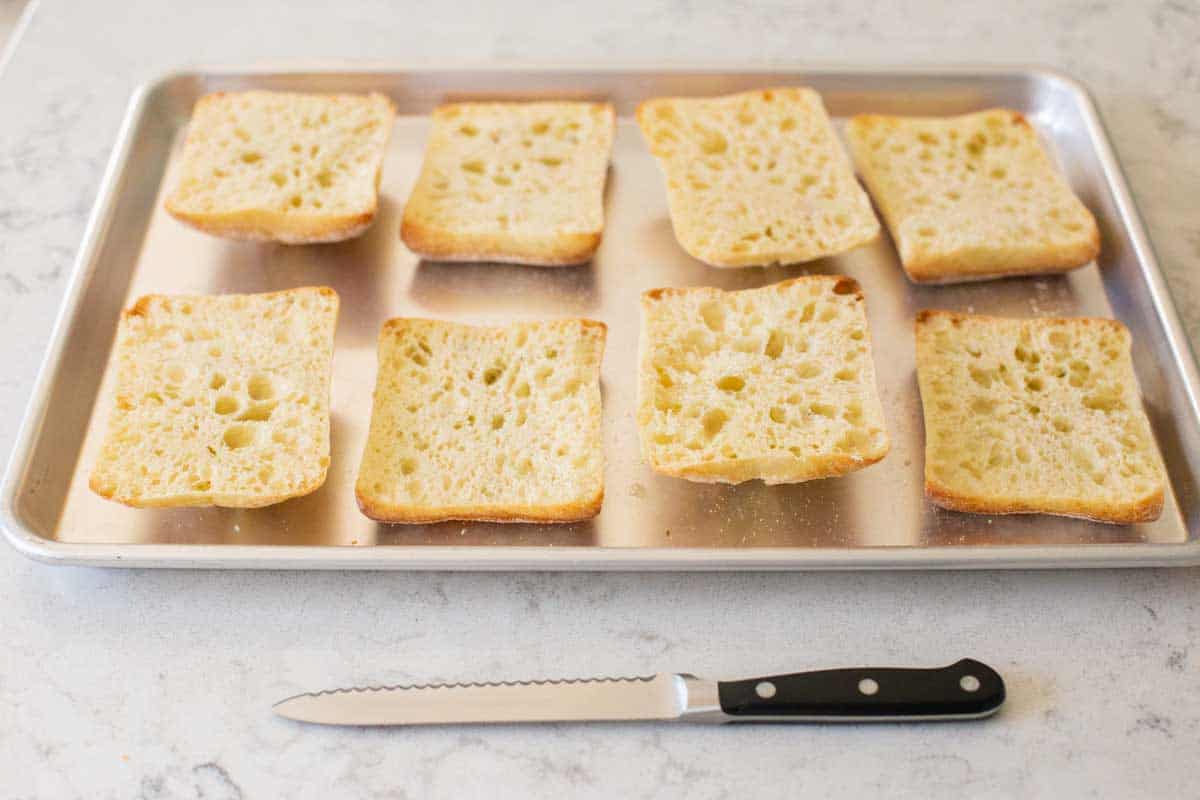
<box><xmin>636</xmin><ymin>87</ymin><xmax>880</xmax><ymax>268</ymax></box>
<box><xmin>165</xmin><ymin>91</ymin><xmax>396</xmax><ymax>243</ymax></box>
<box><xmin>915</xmin><ymin>310</ymin><xmax>1164</xmax><ymax>523</ymax></box>
<box><xmin>356</xmin><ymin>318</ymin><xmax>606</xmax><ymax>523</ymax></box>
<box><xmin>89</xmin><ymin>287</ymin><xmax>339</xmax><ymax>508</ymax></box>
<box><xmin>847</xmin><ymin>109</ymin><xmax>1100</xmax><ymax>283</ymax></box>
<box><xmin>638</xmin><ymin>276</ymin><xmax>889</xmax><ymax>484</ymax></box>
<box><xmin>400</xmin><ymin>102</ymin><xmax>614</xmax><ymax>266</ymax></box>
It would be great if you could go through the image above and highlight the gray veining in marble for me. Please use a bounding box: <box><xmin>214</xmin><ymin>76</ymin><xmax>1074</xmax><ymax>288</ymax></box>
<box><xmin>1</xmin><ymin>0</ymin><xmax>1198</xmax><ymax>797</ymax></box>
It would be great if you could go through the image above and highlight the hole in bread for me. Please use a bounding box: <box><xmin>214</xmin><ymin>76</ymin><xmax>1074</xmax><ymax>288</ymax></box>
<box><xmin>1084</xmin><ymin>390</ymin><xmax>1123</xmax><ymax>412</ymax></box>
<box><xmin>514</xmin><ymin>381</ymin><xmax>530</xmax><ymax>398</ymax></box>
<box><xmin>697</xmin><ymin>128</ymin><xmax>727</xmax><ymax>155</ymax></box>
<box><xmin>491</xmin><ymin>414</ymin><xmax>505</xmax><ymax>430</ymax></box>
<box><xmin>918</xmin><ymin>226</ymin><xmax>936</xmax><ymax>238</ymax></box>
<box><xmin>289</xmin><ymin>195</ymin><xmax>302</xmax><ymax>208</ymax></box>
<box><xmin>810</xmin><ymin>403</ymin><xmax>836</xmax><ymax>418</ymax></box>
<box><xmin>191</xmin><ymin>479</ymin><xmax>211</xmax><ymax>492</ymax></box>
<box><xmin>247</xmin><ymin>374</ymin><xmax>274</xmax><ymax>402</ymax></box>
<box><xmin>770</xmin><ymin>406</ymin><xmax>786</xmax><ymax>424</ymax></box>
<box><xmin>819</xmin><ymin>307</ymin><xmax>837</xmax><ymax>322</ymax></box>
<box><xmin>834</xmin><ymin>367</ymin><xmax>857</xmax><ymax>382</ymax></box>
<box><xmin>716</xmin><ymin>376</ymin><xmax>746</xmax><ymax>392</ymax></box>
<box><xmin>1053</xmin><ymin>417</ymin><xmax>1073</xmax><ymax>433</ymax></box>
<box><xmin>400</xmin><ymin>458</ymin><xmax>416</xmax><ymax>476</ymax></box>
<box><xmin>780</xmin><ymin>117</ymin><xmax>796</xmax><ymax>132</ymax></box>
<box><xmin>844</xmin><ymin>403</ymin><xmax>864</xmax><ymax>425</ymax></box>
<box><xmin>315</xmin><ymin>170</ymin><xmax>334</xmax><ymax>188</ymax></box>
<box><xmin>517</xmin><ymin>458</ymin><xmax>533</xmax><ymax>477</ymax></box>
<box><xmin>969</xmin><ymin>366</ymin><xmax>993</xmax><ymax>388</ymax></box>
<box><xmin>237</xmin><ymin>403</ymin><xmax>275</xmax><ymax>422</ymax></box>
<box><xmin>1068</xmin><ymin>361</ymin><xmax>1090</xmax><ymax>387</ymax></box>
<box><xmin>166</xmin><ymin>364</ymin><xmax>187</xmax><ymax>384</ymax></box>
<box><xmin>764</xmin><ymin>329</ymin><xmax>785</xmax><ymax>359</ymax></box>
<box><xmin>797</xmin><ymin>362</ymin><xmax>820</xmax><ymax>379</ymax></box>
<box><xmin>459</xmin><ymin>123</ymin><xmax>479</xmax><ymax>136</ymax></box>
<box><xmin>699</xmin><ymin>301</ymin><xmax>725</xmax><ymax>332</ymax></box>
<box><xmin>270</xmin><ymin>172</ymin><xmax>286</xmax><ymax>188</ymax></box>
<box><xmin>702</xmin><ymin>408</ymin><xmax>729</xmax><ymax>438</ymax></box>
<box><xmin>223</xmin><ymin>425</ymin><xmax>254</xmax><ymax>450</ymax></box>
<box><xmin>241</xmin><ymin>152</ymin><xmax>262</xmax><ymax>164</ymax></box>
<box><xmin>1025</xmin><ymin>377</ymin><xmax>1044</xmax><ymax>392</ymax></box>
<box><xmin>214</xmin><ymin>396</ymin><xmax>239</xmax><ymax>415</ymax></box>
<box><xmin>538</xmin><ymin>156</ymin><xmax>563</xmax><ymax>167</ymax></box>
<box><xmin>462</xmin><ymin>159</ymin><xmax>485</xmax><ymax>174</ymax></box>
<box><xmin>483</xmin><ymin>367</ymin><xmax>503</xmax><ymax>385</ymax></box>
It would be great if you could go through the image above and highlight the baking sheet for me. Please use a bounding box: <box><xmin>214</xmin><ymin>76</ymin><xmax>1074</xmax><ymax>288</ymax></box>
<box><xmin>4</xmin><ymin>65</ymin><xmax>1199</xmax><ymax>569</ymax></box>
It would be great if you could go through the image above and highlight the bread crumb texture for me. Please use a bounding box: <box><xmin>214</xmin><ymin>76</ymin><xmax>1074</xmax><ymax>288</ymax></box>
<box><xmin>356</xmin><ymin>318</ymin><xmax>606</xmax><ymax>523</ymax></box>
<box><xmin>89</xmin><ymin>287</ymin><xmax>339</xmax><ymax>507</ymax></box>
<box><xmin>636</xmin><ymin>87</ymin><xmax>879</xmax><ymax>267</ymax></box>
<box><xmin>847</xmin><ymin>109</ymin><xmax>1100</xmax><ymax>282</ymax></box>
<box><xmin>166</xmin><ymin>91</ymin><xmax>396</xmax><ymax>243</ymax></box>
<box><xmin>916</xmin><ymin>310</ymin><xmax>1164</xmax><ymax>523</ymax></box>
<box><xmin>638</xmin><ymin>276</ymin><xmax>889</xmax><ymax>484</ymax></box>
<box><xmin>400</xmin><ymin>101</ymin><xmax>614</xmax><ymax>265</ymax></box>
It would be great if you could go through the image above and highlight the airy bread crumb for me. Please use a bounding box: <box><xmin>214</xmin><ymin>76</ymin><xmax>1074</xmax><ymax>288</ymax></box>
<box><xmin>356</xmin><ymin>317</ymin><xmax>606</xmax><ymax>523</ymax></box>
<box><xmin>847</xmin><ymin>109</ymin><xmax>1100</xmax><ymax>283</ymax></box>
<box><xmin>637</xmin><ymin>87</ymin><xmax>880</xmax><ymax>267</ymax></box>
<box><xmin>166</xmin><ymin>91</ymin><xmax>396</xmax><ymax>243</ymax></box>
<box><xmin>916</xmin><ymin>310</ymin><xmax>1164</xmax><ymax>523</ymax></box>
<box><xmin>401</xmin><ymin>102</ymin><xmax>614</xmax><ymax>265</ymax></box>
<box><xmin>638</xmin><ymin>276</ymin><xmax>889</xmax><ymax>484</ymax></box>
<box><xmin>89</xmin><ymin>287</ymin><xmax>339</xmax><ymax>507</ymax></box>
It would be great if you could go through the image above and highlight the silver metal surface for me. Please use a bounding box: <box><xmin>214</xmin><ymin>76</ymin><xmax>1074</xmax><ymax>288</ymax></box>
<box><xmin>273</xmin><ymin>673</ymin><xmax>688</xmax><ymax>726</ymax></box>
<box><xmin>3</xmin><ymin>65</ymin><xmax>1200</xmax><ymax>569</ymax></box>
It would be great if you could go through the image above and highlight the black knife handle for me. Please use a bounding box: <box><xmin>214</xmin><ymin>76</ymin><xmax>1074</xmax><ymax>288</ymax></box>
<box><xmin>717</xmin><ymin>659</ymin><xmax>1004</xmax><ymax>722</ymax></box>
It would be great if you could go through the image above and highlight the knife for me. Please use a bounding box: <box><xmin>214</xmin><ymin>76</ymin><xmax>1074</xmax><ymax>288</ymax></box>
<box><xmin>273</xmin><ymin>658</ymin><xmax>1004</xmax><ymax>726</ymax></box>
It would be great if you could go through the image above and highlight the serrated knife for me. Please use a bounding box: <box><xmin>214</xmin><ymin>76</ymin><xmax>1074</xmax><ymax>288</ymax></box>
<box><xmin>273</xmin><ymin>659</ymin><xmax>1004</xmax><ymax>726</ymax></box>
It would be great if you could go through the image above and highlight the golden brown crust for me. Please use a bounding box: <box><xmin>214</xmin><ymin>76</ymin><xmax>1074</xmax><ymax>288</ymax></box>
<box><xmin>925</xmin><ymin>475</ymin><xmax>1164</xmax><ymax>524</ymax></box>
<box><xmin>165</xmin><ymin>206</ymin><xmax>377</xmax><ymax>244</ymax></box>
<box><xmin>355</xmin><ymin>486</ymin><xmax>603</xmax><ymax>524</ymax></box>
<box><xmin>400</xmin><ymin>217</ymin><xmax>601</xmax><ymax>266</ymax></box>
<box><xmin>915</xmin><ymin>308</ymin><xmax>1129</xmax><ymax>336</ymax></box>
<box><xmin>648</xmin><ymin>451</ymin><xmax>888</xmax><ymax>486</ymax></box>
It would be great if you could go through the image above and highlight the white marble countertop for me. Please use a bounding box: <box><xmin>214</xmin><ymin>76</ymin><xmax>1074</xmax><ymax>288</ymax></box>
<box><xmin>1</xmin><ymin>1</ymin><xmax>1198</xmax><ymax>797</ymax></box>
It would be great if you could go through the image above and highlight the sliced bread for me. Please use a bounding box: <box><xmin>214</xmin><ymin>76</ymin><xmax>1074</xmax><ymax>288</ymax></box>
<box><xmin>638</xmin><ymin>276</ymin><xmax>889</xmax><ymax>483</ymax></box>
<box><xmin>165</xmin><ymin>91</ymin><xmax>396</xmax><ymax>243</ymax></box>
<box><xmin>846</xmin><ymin>109</ymin><xmax>1100</xmax><ymax>283</ymax></box>
<box><xmin>89</xmin><ymin>287</ymin><xmax>339</xmax><ymax>507</ymax></box>
<box><xmin>400</xmin><ymin>101</ymin><xmax>615</xmax><ymax>265</ymax></box>
<box><xmin>356</xmin><ymin>318</ymin><xmax>606</xmax><ymax>523</ymax></box>
<box><xmin>636</xmin><ymin>87</ymin><xmax>880</xmax><ymax>267</ymax></box>
<box><xmin>915</xmin><ymin>310</ymin><xmax>1164</xmax><ymax>523</ymax></box>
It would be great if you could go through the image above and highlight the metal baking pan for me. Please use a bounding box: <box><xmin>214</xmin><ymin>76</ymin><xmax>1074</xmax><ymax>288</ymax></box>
<box><xmin>4</xmin><ymin>65</ymin><xmax>1200</xmax><ymax>570</ymax></box>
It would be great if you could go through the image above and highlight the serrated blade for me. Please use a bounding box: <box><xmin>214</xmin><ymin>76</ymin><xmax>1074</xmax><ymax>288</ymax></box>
<box><xmin>273</xmin><ymin>673</ymin><xmax>690</xmax><ymax>726</ymax></box>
